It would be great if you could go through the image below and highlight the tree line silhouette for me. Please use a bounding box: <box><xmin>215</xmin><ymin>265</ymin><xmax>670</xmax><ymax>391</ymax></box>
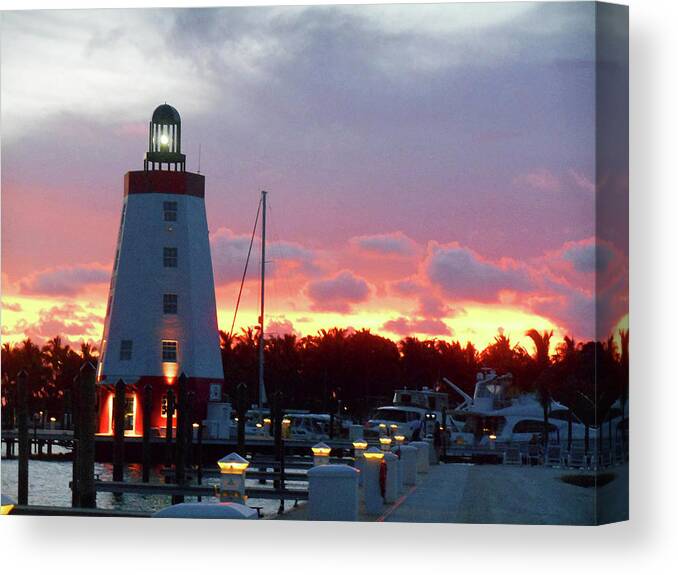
<box><xmin>1</xmin><ymin>327</ymin><xmax>628</xmax><ymax>430</ymax></box>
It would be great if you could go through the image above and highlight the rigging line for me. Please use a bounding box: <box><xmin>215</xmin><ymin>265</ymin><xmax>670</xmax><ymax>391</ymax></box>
<box><xmin>229</xmin><ymin>196</ymin><xmax>262</xmax><ymax>340</ymax></box>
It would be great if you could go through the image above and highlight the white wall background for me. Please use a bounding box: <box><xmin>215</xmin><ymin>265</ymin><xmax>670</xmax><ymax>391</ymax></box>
<box><xmin>2</xmin><ymin>0</ymin><xmax>676</xmax><ymax>573</ymax></box>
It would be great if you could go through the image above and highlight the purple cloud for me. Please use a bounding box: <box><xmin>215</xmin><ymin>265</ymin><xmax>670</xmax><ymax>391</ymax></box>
<box><xmin>382</xmin><ymin>317</ymin><xmax>451</xmax><ymax>337</ymax></box>
<box><xmin>18</xmin><ymin>264</ymin><xmax>109</xmax><ymax>296</ymax></box>
<box><xmin>426</xmin><ymin>244</ymin><xmax>533</xmax><ymax>303</ymax></box>
<box><xmin>351</xmin><ymin>232</ymin><xmax>417</xmax><ymax>256</ymax></box>
<box><xmin>305</xmin><ymin>270</ymin><xmax>372</xmax><ymax>313</ymax></box>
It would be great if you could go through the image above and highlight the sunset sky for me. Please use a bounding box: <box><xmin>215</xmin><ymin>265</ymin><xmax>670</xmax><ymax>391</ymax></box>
<box><xmin>0</xmin><ymin>3</ymin><xmax>629</xmax><ymax>352</ymax></box>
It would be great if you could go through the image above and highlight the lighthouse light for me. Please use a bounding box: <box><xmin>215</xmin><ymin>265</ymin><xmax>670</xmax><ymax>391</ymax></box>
<box><xmin>159</xmin><ymin>133</ymin><xmax>170</xmax><ymax>146</ymax></box>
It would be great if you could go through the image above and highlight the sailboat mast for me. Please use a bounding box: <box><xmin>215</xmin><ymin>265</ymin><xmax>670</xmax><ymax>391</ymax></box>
<box><xmin>258</xmin><ymin>190</ymin><xmax>267</xmax><ymax>408</ymax></box>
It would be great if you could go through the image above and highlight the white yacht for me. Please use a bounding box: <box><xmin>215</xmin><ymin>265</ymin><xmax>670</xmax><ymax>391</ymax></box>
<box><xmin>444</xmin><ymin>369</ymin><xmax>591</xmax><ymax>446</ymax></box>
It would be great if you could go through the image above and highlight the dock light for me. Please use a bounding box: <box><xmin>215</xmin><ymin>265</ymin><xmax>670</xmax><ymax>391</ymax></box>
<box><xmin>312</xmin><ymin>442</ymin><xmax>332</xmax><ymax>466</ymax></box>
<box><xmin>394</xmin><ymin>434</ymin><xmax>406</xmax><ymax>446</ymax></box>
<box><xmin>363</xmin><ymin>447</ymin><xmax>385</xmax><ymax>461</ymax></box>
<box><xmin>263</xmin><ymin>417</ymin><xmax>271</xmax><ymax>424</ymax></box>
<box><xmin>256</xmin><ymin>423</ymin><xmax>263</xmax><ymax>429</ymax></box>
<box><xmin>379</xmin><ymin>436</ymin><xmax>392</xmax><ymax>452</ymax></box>
<box><xmin>488</xmin><ymin>434</ymin><xmax>497</xmax><ymax>450</ymax></box>
<box><xmin>282</xmin><ymin>417</ymin><xmax>292</xmax><ymax>438</ymax></box>
<box><xmin>352</xmin><ymin>438</ymin><xmax>368</xmax><ymax>453</ymax></box>
<box><xmin>49</xmin><ymin>416</ymin><xmax>57</xmax><ymax>430</ymax></box>
<box><xmin>1</xmin><ymin>495</ymin><xmax>16</xmax><ymax>516</ymax></box>
<box><xmin>217</xmin><ymin>453</ymin><xmax>250</xmax><ymax>503</ymax></box>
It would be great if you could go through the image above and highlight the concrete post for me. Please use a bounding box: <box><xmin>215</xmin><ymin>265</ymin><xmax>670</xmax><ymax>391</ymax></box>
<box><xmin>218</xmin><ymin>452</ymin><xmax>249</xmax><ymax>504</ymax></box>
<box><xmin>411</xmin><ymin>440</ymin><xmax>430</xmax><ymax>473</ymax></box>
<box><xmin>308</xmin><ymin>464</ymin><xmax>359</xmax><ymax>521</ymax></box>
<box><xmin>352</xmin><ymin>439</ymin><xmax>367</xmax><ymax>486</ymax></box>
<box><xmin>362</xmin><ymin>447</ymin><xmax>384</xmax><ymax>515</ymax></box>
<box><xmin>399</xmin><ymin>444</ymin><xmax>418</xmax><ymax>486</ymax></box>
<box><xmin>396</xmin><ymin>449</ymin><xmax>405</xmax><ymax>494</ymax></box>
<box><xmin>379</xmin><ymin>436</ymin><xmax>393</xmax><ymax>452</ymax></box>
<box><xmin>312</xmin><ymin>442</ymin><xmax>331</xmax><ymax>466</ymax></box>
<box><xmin>383</xmin><ymin>452</ymin><xmax>399</xmax><ymax>504</ymax></box>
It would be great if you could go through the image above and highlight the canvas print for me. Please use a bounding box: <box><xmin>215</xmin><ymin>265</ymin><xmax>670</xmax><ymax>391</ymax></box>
<box><xmin>0</xmin><ymin>2</ymin><xmax>628</xmax><ymax>525</ymax></box>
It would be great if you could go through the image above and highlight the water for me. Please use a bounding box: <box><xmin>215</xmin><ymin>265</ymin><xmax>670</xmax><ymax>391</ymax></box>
<box><xmin>1</xmin><ymin>444</ymin><xmax>304</xmax><ymax>517</ymax></box>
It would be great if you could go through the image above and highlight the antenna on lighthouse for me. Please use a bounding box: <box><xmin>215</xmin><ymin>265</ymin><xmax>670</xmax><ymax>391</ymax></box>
<box><xmin>197</xmin><ymin>143</ymin><xmax>202</xmax><ymax>174</ymax></box>
<box><xmin>258</xmin><ymin>190</ymin><xmax>268</xmax><ymax>409</ymax></box>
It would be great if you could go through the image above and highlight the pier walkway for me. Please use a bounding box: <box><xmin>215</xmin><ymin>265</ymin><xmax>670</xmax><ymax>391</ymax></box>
<box><xmin>275</xmin><ymin>462</ymin><xmax>628</xmax><ymax>525</ymax></box>
<box><xmin>382</xmin><ymin>463</ymin><xmax>628</xmax><ymax>525</ymax></box>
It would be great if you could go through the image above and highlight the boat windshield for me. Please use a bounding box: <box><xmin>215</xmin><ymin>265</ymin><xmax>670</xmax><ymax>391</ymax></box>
<box><xmin>370</xmin><ymin>408</ymin><xmax>417</xmax><ymax>423</ymax></box>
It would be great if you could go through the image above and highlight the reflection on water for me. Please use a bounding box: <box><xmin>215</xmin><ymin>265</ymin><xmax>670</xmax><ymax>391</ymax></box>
<box><xmin>1</xmin><ymin>445</ymin><xmax>302</xmax><ymax>517</ymax></box>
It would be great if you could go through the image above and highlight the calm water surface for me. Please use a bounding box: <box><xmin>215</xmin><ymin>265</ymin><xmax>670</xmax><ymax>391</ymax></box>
<box><xmin>1</xmin><ymin>444</ymin><xmax>303</xmax><ymax>517</ymax></box>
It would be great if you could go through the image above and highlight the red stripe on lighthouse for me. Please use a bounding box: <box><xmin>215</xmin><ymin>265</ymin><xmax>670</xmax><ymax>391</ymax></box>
<box><xmin>125</xmin><ymin>170</ymin><xmax>205</xmax><ymax>198</ymax></box>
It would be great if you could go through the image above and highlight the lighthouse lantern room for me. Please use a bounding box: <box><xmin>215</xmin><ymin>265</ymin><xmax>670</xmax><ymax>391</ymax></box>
<box><xmin>97</xmin><ymin>104</ymin><xmax>224</xmax><ymax>436</ymax></box>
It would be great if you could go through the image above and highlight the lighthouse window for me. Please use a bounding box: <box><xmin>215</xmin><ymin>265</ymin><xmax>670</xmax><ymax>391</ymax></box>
<box><xmin>162</xmin><ymin>340</ymin><xmax>178</xmax><ymax>362</ymax></box>
<box><xmin>163</xmin><ymin>201</ymin><xmax>177</xmax><ymax>222</ymax></box>
<box><xmin>163</xmin><ymin>247</ymin><xmax>178</xmax><ymax>267</ymax></box>
<box><xmin>163</xmin><ymin>293</ymin><xmax>178</xmax><ymax>314</ymax></box>
<box><xmin>119</xmin><ymin>340</ymin><xmax>133</xmax><ymax>361</ymax></box>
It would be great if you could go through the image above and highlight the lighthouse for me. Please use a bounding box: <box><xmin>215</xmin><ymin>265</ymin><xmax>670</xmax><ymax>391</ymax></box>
<box><xmin>96</xmin><ymin>104</ymin><xmax>224</xmax><ymax>436</ymax></box>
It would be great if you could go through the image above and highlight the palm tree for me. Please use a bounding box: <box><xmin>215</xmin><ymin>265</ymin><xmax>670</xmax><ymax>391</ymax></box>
<box><xmin>525</xmin><ymin>329</ymin><xmax>554</xmax><ymax>449</ymax></box>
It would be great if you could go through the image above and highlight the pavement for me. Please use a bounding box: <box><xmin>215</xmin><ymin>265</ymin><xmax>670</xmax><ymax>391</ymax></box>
<box><xmin>275</xmin><ymin>462</ymin><xmax>629</xmax><ymax>525</ymax></box>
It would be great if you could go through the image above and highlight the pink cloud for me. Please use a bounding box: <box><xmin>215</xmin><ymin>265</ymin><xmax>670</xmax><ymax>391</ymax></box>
<box><xmin>18</xmin><ymin>263</ymin><xmax>110</xmax><ymax>296</ymax></box>
<box><xmin>266</xmin><ymin>317</ymin><xmax>298</xmax><ymax>337</ymax></box>
<box><xmin>305</xmin><ymin>270</ymin><xmax>372</xmax><ymax>313</ymax></box>
<box><xmin>2</xmin><ymin>301</ymin><xmax>22</xmax><ymax>312</ymax></box>
<box><xmin>1</xmin><ymin>303</ymin><xmax>103</xmax><ymax>345</ymax></box>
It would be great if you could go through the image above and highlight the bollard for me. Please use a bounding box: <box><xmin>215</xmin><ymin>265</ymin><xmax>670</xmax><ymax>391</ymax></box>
<box><xmin>411</xmin><ymin>440</ymin><xmax>430</xmax><ymax>473</ymax></box>
<box><xmin>379</xmin><ymin>436</ymin><xmax>392</xmax><ymax>452</ymax></box>
<box><xmin>312</xmin><ymin>442</ymin><xmax>331</xmax><ymax>466</ymax></box>
<box><xmin>395</xmin><ymin>449</ymin><xmax>405</xmax><ymax>494</ymax></box>
<box><xmin>383</xmin><ymin>452</ymin><xmax>399</xmax><ymax>504</ymax></box>
<box><xmin>378</xmin><ymin>423</ymin><xmax>387</xmax><ymax>437</ymax></box>
<box><xmin>152</xmin><ymin>502</ymin><xmax>257</xmax><ymax>519</ymax></box>
<box><xmin>352</xmin><ymin>438</ymin><xmax>367</xmax><ymax>486</ymax></box>
<box><xmin>362</xmin><ymin>447</ymin><xmax>384</xmax><ymax>515</ymax></box>
<box><xmin>308</xmin><ymin>464</ymin><xmax>359</xmax><ymax>521</ymax></box>
<box><xmin>394</xmin><ymin>434</ymin><xmax>406</xmax><ymax>447</ymax></box>
<box><xmin>399</xmin><ymin>444</ymin><xmax>418</xmax><ymax>486</ymax></box>
<box><xmin>427</xmin><ymin>436</ymin><xmax>439</xmax><ymax>465</ymax></box>
<box><xmin>218</xmin><ymin>453</ymin><xmax>250</xmax><ymax>503</ymax></box>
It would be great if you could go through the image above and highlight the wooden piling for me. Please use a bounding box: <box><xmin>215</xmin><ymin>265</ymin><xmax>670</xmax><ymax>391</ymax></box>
<box><xmin>17</xmin><ymin>369</ymin><xmax>29</xmax><ymax>506</ymax></box>
<box><xmin>77</xmin><ymin>362</ymin><xmax>97</xmax><ymax>508</ymax></box>
<box><xmin>113</xmin><ymin>379</ymin><xmax>126</xmax><ymax>482</ymax></box>
<box><xmin>236</xmin><ymin>382</ymin><xmax>247</xmax><ymax>456</ymax></box>
<box><xmin>71</xmin><ymin>373</ymin><xmax>81</xmax><ymax>507</ymax></box>
<box><xmin>196</xmin><ymin>422</ymin><xmax>204</xmax><ymax>501</ymax></box>
<box><xmin>142</xmin><ymin>384</ymin><xmax>152</xmax><ymax>483</ymax></box>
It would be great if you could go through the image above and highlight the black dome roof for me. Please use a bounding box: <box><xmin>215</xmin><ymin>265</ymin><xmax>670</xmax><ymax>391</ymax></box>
<box><xmin>152</xmin><ymin>104</ymin><xmax>181</xmax><ymax>124</ymax></box>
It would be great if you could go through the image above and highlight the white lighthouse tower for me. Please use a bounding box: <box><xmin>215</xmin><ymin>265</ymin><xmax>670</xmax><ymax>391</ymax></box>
<box><xmin>96</xmin><ymin>104</ymin><xmax>223</xmax><ymax>435</ymax></box>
